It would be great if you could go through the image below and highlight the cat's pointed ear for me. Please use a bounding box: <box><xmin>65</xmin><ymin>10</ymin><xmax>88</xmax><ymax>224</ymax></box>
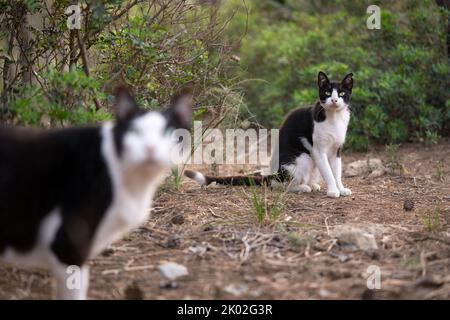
<box><xmin>165</xmin><ymin>87</ymin><xmax>193</xmax><ymax>130</ymax></box>
<box><xmin>341</xmin><ymin>73</ymin><xmax>354</xmax><ymax>91</ymax></box>
<box><xmin>318</xmin><ymin>71</ymin><xmax>330</xmax><ymax>87</ymax></box>
<box><xmin>114</xmin><ymin>85</ymin><xmax>139</xmax><ymax>123</ymax></box>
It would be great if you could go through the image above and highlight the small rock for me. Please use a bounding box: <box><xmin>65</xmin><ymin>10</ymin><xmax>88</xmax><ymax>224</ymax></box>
<box><xmin>158</xmin><ymin>262</ymin><xmax>188</xmax><ymax>280</ymax></box>
<box><xmin>224</xmin><ymin>283</ymin><xmax>248</xmax><ymax>297</ymax></box>
<box><xmin>319</xmin><ymin>288</ymin><xmax>333</xmax><ymax>298</ymax></box>
<box><xmin>364</xmin><ymin>250</ymin><xmax>380</xmax><ymax>260</ymax></box>
<box><xmin>412</xmin><ymin>276</ymin><xmax>443</xmax><ymax>289</ymax></box>
<box><xmin>124</xmin><ymin>282</ymin><xmax>144</xmax><ymax>300</ymax></box>
<box><xmin>165</xmin><ymin>235</ymin><xmax>180</xmax><ymax>249</ymax></box>
<box><xmin>329</xmin><ymin>251</ymin><xmax>350</xmax><ymax>262</ymax></box>
<box><xmin>272</xmin><ymin>235</ymin><xmax>281</xmax><ymax>242</ymax></box>
<box><xmin>330</xmin><ymin>225</ymin><xmax>378</xmax><ymax>251</ymax></box>
<box><xmin>159</xmin><ymin>281</ymin><xmax>180</xmax><ymax>290</ymax></box>
<box><xmin>368</xmin><ymin>168</ymin><xmax>386</xmax><ymax>179</ymax></box>
<box><xmin>185</xmin><ymin>242</ymin><xmax>214</xmax><ymax>256</ymax></box>
<box><xmin>381</xmin><ymin>235</ymin><xmax>391</xmax><ymax>249</ymax></box>
<box><xmin>171</xmin><ymin>214</ymin><xmax>185</xmax><ymax>225</ymax></box>
<box><xmin>345</xmin><ymin>158</ymin><xmax>385</xmax><ymax>177</ymax></box>
<box><xmin>403</xmin><ymin>199</ymin><xmax>414</xmax><ymax>211</ymax></box>
<box><xmin>338</xmin><ymin>254</ymin><xmax>349</xmax><ymax>262</ymax></box>
<box><xmin>203</xmin><ymin>225</ymin><xmax>214</xmax><ymax>232</ymax></box>
<box><xmin>250</xmin><ymin>288</ymin><xmax>264</xmax><ymax>298</ymax></box>
<box><xmin>101</xmin><ymin>247</ymin><xmax>115</xmax><ymax>257</ymax></box>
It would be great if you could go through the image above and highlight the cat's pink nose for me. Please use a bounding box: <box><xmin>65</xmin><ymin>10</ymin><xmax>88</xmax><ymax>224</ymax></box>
<box><xmin>332</xmin><ymin>98</ymin><xmax>338</xmax><ymax>103</ymax></box>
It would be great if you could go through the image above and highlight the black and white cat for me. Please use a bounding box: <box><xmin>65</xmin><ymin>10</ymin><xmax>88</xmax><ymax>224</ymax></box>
<box><xmin>185</xmin><ymin>71</ymin><xmax>353</xmax><ymax>198</ymax></box>
<box><xmin>0</xmin><ymin>86</ymin><xmax>192</xmax><ymax>299</ymax></box>
<box><xmin>275</xmin><ymin>71</ymin><xmax>353</xmax><ymax>197</ymax></box>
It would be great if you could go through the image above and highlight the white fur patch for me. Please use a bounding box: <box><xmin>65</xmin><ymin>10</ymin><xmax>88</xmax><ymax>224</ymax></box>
<box><xmin>1</xmin><ymin>209</ymin><xmax>62</xmax><ymax>268</ymax></box>
<box><xmin>300</xmin><ymin>137</ymin><xmax>312</xmax><ymax>152</ymax></box>
<box><xmin>192</xmin><ymin>171</ymin><xmax>207</xmax><ymax>185</ymax></box>
<box><xmin>283</xmin><ymin>154</ymin><xmax>321</xmax><ymax>192</ymax></box>
<box><xmin>121</xmin><ymin>112</ymin><xmax>175</xmax><ymax>168</ymax></box>
<box><xmin>287</xmin><ymin>102</ymin><xmax>352</xmax><ymax>197</ymax></box>
<box><xmin>90</xmin><ymin>122</ymin><xmax>168</xmax><ymax>258</ymax></box>
<box><xmin>322</xmin><ymin>88</ymin><xmax>348</xmax><ymax>112</ymax></box>
<box><xmin>311</xmin><ymin>104</ymin><xmax>351</xmax><ymax>198</ymax></box>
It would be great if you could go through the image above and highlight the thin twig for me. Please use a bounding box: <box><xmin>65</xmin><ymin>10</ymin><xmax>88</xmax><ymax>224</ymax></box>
<box><xmin>76</xmin><ymin>30</ymin><xmax>101</xmax><ymax>110</ymax></box>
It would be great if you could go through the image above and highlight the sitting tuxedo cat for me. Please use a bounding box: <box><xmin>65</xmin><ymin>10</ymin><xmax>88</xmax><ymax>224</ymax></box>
<box><xmin>184</xmin><ymin>71</ymin><xmax>353</xmax><ymax>198</ymax></box>
<box><xmin>0</xmin><ymin>86</ymin><xmax>192</xmax><ymax>299</ymax></box>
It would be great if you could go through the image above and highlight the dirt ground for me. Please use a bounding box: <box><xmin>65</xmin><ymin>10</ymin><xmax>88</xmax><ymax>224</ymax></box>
<box><xmin>1</xmin><ymin>140</ymin><xmax>449</xmax><ymax>300</ymax></box>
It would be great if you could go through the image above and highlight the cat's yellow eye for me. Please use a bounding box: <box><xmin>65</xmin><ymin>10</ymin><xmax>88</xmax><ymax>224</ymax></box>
<box><xmin>325</xmin><ymin>91</ymin><xmax>331</xmax><ymax>96</ymax></box>
<box><xmin>339</xmin><ymin>92</ymin><xmax>345</xmax><ymax>96</ymax></box>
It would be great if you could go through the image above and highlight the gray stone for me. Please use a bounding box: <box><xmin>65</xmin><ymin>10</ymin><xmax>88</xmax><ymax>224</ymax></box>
<box><xmin>345</xmin><ymin>158</ymin><xmax>385</xmax><ymax>177</ymax></box>
<box><xmin>330</xmin><ymin>225</ymin><xmax>378</xmax><ymax>250</ymax></box>
<box><xmin>158</xmin><ymin>262</ymin><xmax>188</xmax><ymax>280</ymax></box>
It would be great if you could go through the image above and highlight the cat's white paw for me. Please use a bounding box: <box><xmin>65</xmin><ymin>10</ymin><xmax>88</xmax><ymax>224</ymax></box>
<box><xmin>286</xmin><ymin>184</ymin><xmax>311</xmax><ymax>193</ymax></box>
<box><xmin>339</xmin><ymin>188</ymin><xmax>352</xmax><ymax>196</ymax></box>
<box><xmin>326</xmin><ymin>189</ymin><xmax>340</xmax><ymax>198</ymax></box>
<box><xmin>310</xmin><ymin>183</ymin><xmax>321</xmax><ymax>192</ymax></box>
<box><xmin>298</xmin><ymin>184</ymin><xmax>312</xmax><ymax>193</ymax></box>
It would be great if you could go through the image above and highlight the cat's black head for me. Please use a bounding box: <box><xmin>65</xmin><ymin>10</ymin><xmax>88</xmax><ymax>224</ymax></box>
<box><xmin>317</xmin><ymin>71</ymin><xmax>353</xmax><ymax>111</ymax></box>
<box><xmin>112</xmin><ymin>86</ymin><xmax>192</xmax><ymax>167</ymax></box>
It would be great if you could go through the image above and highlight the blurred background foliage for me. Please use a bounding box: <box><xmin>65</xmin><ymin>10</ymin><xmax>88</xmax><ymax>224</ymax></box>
<box><xmin>0</xmin><ymin>0</ymin><xmax>449</xmax><ymax>150</ymax></box>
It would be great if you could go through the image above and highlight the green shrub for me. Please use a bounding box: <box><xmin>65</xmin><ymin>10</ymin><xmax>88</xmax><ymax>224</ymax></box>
<box><xmin>10</xmin><ymin>68</ymin><xmax>110</xmax><ymax>127</ymax></box>
<box><xmin>1</xmin><ymin>1</ymin><xmax>241</xmax><ymax>128</ymax></box>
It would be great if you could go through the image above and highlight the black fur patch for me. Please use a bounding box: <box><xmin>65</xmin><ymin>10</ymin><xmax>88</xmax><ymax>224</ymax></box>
<box><xmin>113</xmin><ymin>122</ymin><xmax>130</xmax><ymax>157</ymax></box>
<box><xmin>0</xmin><ymin>126</ymin><xmax>112</xmax><ymax>266</ymax></box>
<box><xmin>184</xmin><ymin>170</ymin><xmax>273</xmax><ymax>186</ymax></box>
<box><xmin>164</xmin><ymin>87</ymin><xmax>193</xmax><ymax>130</ymax></box>
<box><xmin>277</xmin><ymin>106</ymin><xmax>315</xmax><ymax>172</ymax></box>
<box><xmin>337</xmin><ymin>147</ymin><xmax>342</xmax><ymax>158</ymax></box>
<box><xmin>206</xmin><ymin>174</ymin><xmax>270</xmax><ymax>186</ymax></box>
<box><xmin>312</xmin><ymin>102</ymin><xmax>326</xmax><ymax>122</ymax></box>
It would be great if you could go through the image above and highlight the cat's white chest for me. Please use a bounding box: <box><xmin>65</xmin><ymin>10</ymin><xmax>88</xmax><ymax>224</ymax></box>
<box><xmin>313</xmin><ymin>109</ymin><xmax>349</xmax><ymax>151</ymax></box>
<box><xmin>112</xmin><ymin>192</ymin><xmax>152</xmax><ymax>229</ymax></box>
<box><xmin>89</xmin><ymin>187</ymin><xmax>155</xmax><ymax>257</ymax></box>
<box><xmin>93</xmin><ymin>123</ymin><xmax>164</xmax><ymax>257</ymax></box>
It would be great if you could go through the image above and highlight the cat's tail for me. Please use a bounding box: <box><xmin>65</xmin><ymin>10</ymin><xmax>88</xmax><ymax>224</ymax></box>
<box><xmin>184</xmin><ymin>170</ymin><xmax>209</xmax><ymax>185</ymax></box>
<box><xmin>184</xmin><ymin>170</ymin><xmax>286</xmax><ymax>186</ymax></box>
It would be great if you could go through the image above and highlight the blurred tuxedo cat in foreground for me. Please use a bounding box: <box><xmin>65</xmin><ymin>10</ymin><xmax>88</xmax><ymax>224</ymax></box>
<box><xmin>0</xmin><ymin>86</ymin><xmax>192</xmax><ymax>299</ymax></box>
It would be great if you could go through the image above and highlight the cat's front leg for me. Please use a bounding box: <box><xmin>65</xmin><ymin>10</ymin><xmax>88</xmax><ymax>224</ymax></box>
<box><xmin>312</xmin><ymin>149</ymin><xmax>340</xmax><ymax>198</ymax></box>
<box><xmin>51</xmin><ymin>258</ymin><xmax>90</xmax><ymax>300</ymax></box>
<box><xmin>330</xmin><ymin>155</ymin><xmax>351</xmax><ymax>196</ymax></box>
<box><xmin>308</xmin><ymin>167</ymin><xmax>321</xmax><ymax>192</ymax></box>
